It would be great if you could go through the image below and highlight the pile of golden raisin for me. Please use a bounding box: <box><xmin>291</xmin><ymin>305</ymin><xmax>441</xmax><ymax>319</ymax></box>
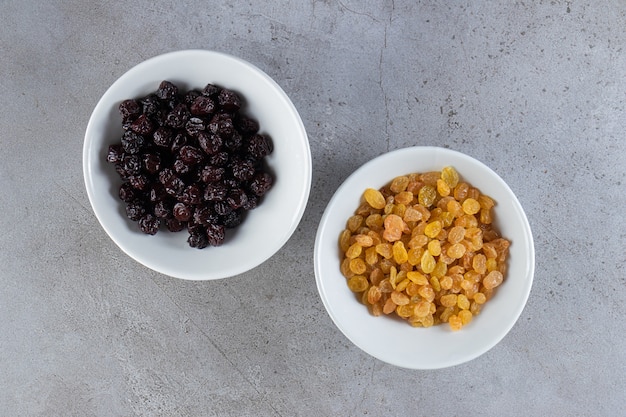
<box><xmin>339</xmin><ymin>166</ymin><xmax>510</xmax><ymax>331</ymax></box>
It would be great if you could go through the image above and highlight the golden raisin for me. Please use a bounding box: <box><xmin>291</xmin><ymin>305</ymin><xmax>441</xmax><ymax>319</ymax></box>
<box><xmin>365</xmin><ymin>213</ymin><xmax>384</xmax><ymax>229</ymax></box>
<box><xmin>441</xmin><ymin>166</ymin><xmax>459</xmax><ymax>188</ymax></box>
<box><xmin>349</xmin><ymin>258</ymin><xmax>367</xmax><ymax>275</ymax></box>
<box><xmin>392</xmin><ymin>241</ymin><xmax>409</xmax><ymax>264</ymax></box>
<box><xmin>473</xmin><ymin>292</ymin><xmax>487</xmax><ymax>305</ymax></box>
<box><xmin>407</xmin><ymin>271</ymin><xmax>429</xmax><ymax>285</ymax></box>
<box><xmin>472</xmin><ymin>253</ymin><xmax>487</xmax><ymax>274</ymax></box>
<box><xmin>375</xmin><ymin>242</ymin><xmax>393</xmax><ymax>259</ymax></box>
<box><xmin>390</xmin><ymin>176</ymin><xmax>409</xmax><ymax>193</ymax></box>
<box><xmin>382</xmin><ymin>214</ymin><xmax>404</xmax><ymax>242</ymax></box>
<box><xmin>420</xmin><ymin>250</ymin><xmax>436</xmax><ymax>274</ymax></box>
<box><xmin>483</xmin><ymin>270</ymin><xmax>504</xmax><ymax>289</ymax></box>
<box><xmin>339</xmin><ymin>229</ymin><xmax>351</xmax><ymax>252</ymax></box>
<box><xmin>395</xmin><ymin>191</ymin><xmax>414</xmax><ymax>205</ymax></box>
<box><xmin>436</xmin><ymin>179</ymin><xmax>451</xmax><ymax>197</ymax></box>
<box><xmin>345</xmin><ymin>242</ymin><xmax>362</xmax><ymax>259</ymax></box>
<box><xmin>418</xmin><ymin>185</ymin><xmax>437</xmax><ymax>207</ymax></box>
<box><xmin>414</xmin><ymin>300</ymin><xmax>431</xmax><ymax>317</ymax></box>
<box><xmin>440</xmin><ymin>294</ymin><xmax>457</xmax><ymax>307</ymax></box>
<box><xmin>448</xmin><ymin>314</ymin><xmax>463</xmax><ymax>331</ymax></box>
<box><xmin>462</xmin><ymin>198</ymin><xmax>481</xmax><ymax>215</ymax></box>
<box><xmin>440</xmin><ymin>275</ymin><xmax>453</xmax><ymax>290</ymax></box>
<box><xmin>339</xmin><ymin>167</ymin><xmax>509</xmax><ymax>330</ymax></box>
<box><xmin>363</xmin><ymin>188</ymin><xmax>386</xmax><ymax>210</ymax></box>
<box><xmin>447</xmin><ymin>226</ymin><xmax>466</xmax><ymax>244</ymax></box>
<box><xmin>391</xmin><ymin>291</ymin><xmax>410</xmax><ymax>306</ymax></box>
<box><xmin>424</xmin><ymin>220</ymin><xmax>442</xmax><ymax>238</ymax></box>
<box><xmin>458</xmin><ymin>309</ymin><xmax>473</xmax><ymax>325</ymax></box>
<box><xmin>347</xmin><ymin>275</ymin><xmax>369</xmax><ymax>292</ymax></box>
<box><xmin>365</xmin><ymin>247</ymin><xmax>379</xmax><ymax>265</ymax></box>
<box><xmin>383</xmin><ymin>298</ymin><xmax>397</xmax><ymax>314</ymax></box>
<box><xmin>347</xmin><ymin>215</ymin><xmax>363</xmax><ymax>232</ymax></box>
<box><xmin>457</xmin><ymin>294</ymin><xmax>470</xmax><ymax>310</ymax></box>
<box><xmin>367</xmin><ymin>286</ymin><xmax>382</xmax><ymax>304</ymax></box>
<box><xmin>447</xmin><ymin>243</ymin><xmax>466</xmax><ymax>259</ymax></box>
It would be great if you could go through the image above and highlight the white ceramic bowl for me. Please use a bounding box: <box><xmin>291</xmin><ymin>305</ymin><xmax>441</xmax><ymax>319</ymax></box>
<box><xmin>83</xmin><ymin>50</ymin><xmax>311</xmax><ymax>280</ymax></box>
<box><xmin>314</xmin><ymin>146</ymin><xmax>534</xmax><ymax>369</ymax></box>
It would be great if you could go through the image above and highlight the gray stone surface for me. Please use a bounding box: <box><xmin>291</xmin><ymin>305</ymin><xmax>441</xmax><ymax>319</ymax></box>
<box><xmin>1</xmin><ymin>1</ymin><xmax>625</xmax><ymax>415</ymax></box>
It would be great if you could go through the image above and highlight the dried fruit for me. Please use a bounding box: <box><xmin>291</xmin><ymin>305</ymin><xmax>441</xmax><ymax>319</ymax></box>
<box><xmin>339</xmin><ymin>167</ymin><xmax>510</xmax><ymax>330</ymax></box>
<box><xmin>106</xmin><ymin>80</ymin><xmax>274</xmax><ymax>248</ymax></box>
<box><xmin>363</xmin><ymin>188</ymin><xmax>386</xmax><ymax>210</ymax></box>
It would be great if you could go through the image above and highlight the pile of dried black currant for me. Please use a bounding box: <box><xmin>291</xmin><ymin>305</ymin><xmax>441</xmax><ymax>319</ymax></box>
<box><xmin>106</xmin><ymin>80</ymin><xmax>274</xmax><ymax>248</ymax></box>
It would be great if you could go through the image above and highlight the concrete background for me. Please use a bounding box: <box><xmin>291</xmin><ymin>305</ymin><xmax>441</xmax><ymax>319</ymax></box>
<box><xmin>1</xmin><ymin>1</ymin><xmax>625</xmax><ymax>415</ymax></box>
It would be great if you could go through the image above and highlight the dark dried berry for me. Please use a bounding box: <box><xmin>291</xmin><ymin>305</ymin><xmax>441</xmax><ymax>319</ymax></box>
<box><xmin>222</xmin><ymin>209</ymin><xmax>244</xmax><ymax>229</ymax></box>
<box><xmin>139</xmin><ymin>214</ymin><xmax>160</xmax><ymax>235</ymax></box>
<box><xmin>204</xmin><ymin>183</ymin><xmax>228</xmax><ymax>201</ymax></box>
<box><xmin>158</xmin><ymin>168</ymin><xmax>175</xmax><ymax>185</ymax></box>
<box><xmin>199</xmin><ymin>165</ymin><xmax>225</xmax><ymax>183</ymax></box>
<box><xmin>149</xmin><ymin>182</ymin><xmax>167</xmax><ymax>202</ymax></box>
<box><xmin>186</xmin><ymin>220</ymin><xmax>204</xmax><ymax>235</ymax></box>
<box><xmin>192</xmin><ymin>205</ymin><xmax>216</xmax><ymax>225</ymax></box>
<box><xmin>210</xmin><ymin>151</ymin><xmax>229</xmax><ymax>167</ymax></box>
<box><xmin>121</xmin><ymin>155</ymin><xmax>142</xmax><ymax>177</ymax></box>
<box><xmin>231</xmin><ymin>159</ymin><xmax>256</xmax><ymax>181</ymax></box>
<box><xmin>130</xmin><ymin>114</ymin><xmax>155</xmax><ymax>135</ymax></box>
<box><xmin>164</xmin><ymin>176</ymin><xmax>185</xmax><ymax>196</ymax></box>
<box><xmin>121</xmin><ymin>131</ymin><xmax>146</xmax><ymax>154</ymax></box>
<box><xmin>156</xmin><ymin>80</ymin><xmax>178</xmax><ymax>101</ymax></box>
<box><xmin>143</xmin><ymin>153</ymin><xmax>161</xmax><ymax>174</ymax></box>
<box><xmin>202</xmin><ymin>83</ymin><xmax>220</xmax><ymax>97</ymax></box>
<box><xmin>106</xmin><ymin>144</ymin><xmax>125</xmax><ymax>164</ymax></box>
<box><xmin>235</xmin><ymin>114</ymin><xmax>259</xmax><ymax>134</ymax></box>
<box><xmin>249</xmin><ymin>172</ymin><xmax>273</xmax><ymax>196</ymax></box>
<box><xmin>170</xmin><ymin>133</ymin><xmax>188</xmax><ymax>154</ymax></box>
<box><xmin>119</xmin><ymin>182</ymin><xmax>138</xmax><ymax>203</ymax></box>
<box><xmin>190</xmin><ymin>96</ymin><xmax>216</xmax><ymax>116</ymax></box>
<box><xmin>174</xmin><ymin>159</ymin><xmax>191</xmax><ymax>176</ymax></box>
<box><xmin>180</xmin><ymin>184</ymin><xmax>203</xmax><ymax>205</ymax></box>
<box><xmin>246</xmin><ymin>134</ymin><xmax>273</xmax><ymax>160</ymax></box>
<box><xmin>179</xmin><ymin>145</ymin><xmax>204</xmax><ymax>165</ymax></box>
<box><xmin>173</xmin><ymin>202</ymin><xmax>193</xmax><ymax>222</ymax></box>
<box><xmin>115</xmin><ymin>164</ymin><xmax>127</xmax><ymax>178</ymax></box>
<box><xmin>188</xmin><ymin>230</ymin><xmax>209</xmax><ymax>249</ymax></box>
<box><xmin>128</xmin><ymin>175</ymin><xmax>149</xmax><ymax>190</ymax></box>
<box><xmin>165</xmin><ymin>218</ymin><xmax>185</xmax><ymax>232</ymax></box>
<box><xmin>110</xmin><ymin>80</ymin><xmax>274</xmax><ymax>249</ymax></box>
<box><xmin>126</xmin><ymin>200</ymin><xmax>146</xmax><ymax>221</ymax></box>
<box><xmin>198</xmin><ymin>132</ymin><xmax>222</xmax><ymax>155</ymax></box>
<box><xmin>166</xmin><ymin>103</ymin><xmax>190</xmax><ymax>129</ymax></box>
<box><xmin>227</xmin><ymin>188</ymin><xmax>248</xmax><ymax>209</ymax></box>
<box><xmin>118</xmin><ymin>99</ymin><xmax>142</xmax><ymax>122</ymax></box>
<box><xmin>185</xmin><ymin>117</ymin><xmax>206</xmax><ymax>137</ymax></box>
<box><xmin>153</xmin><ymin>126</ymin><xmax>174</xmax><ymax>148</ymax></box>
<box><xmin>184</xmin><ymin>90</ymin><xmax>201</xmax><ymax>106</ymax></box>
<box><xmin>205</xmin><ymin>223</ymin><xmax>226</xmax><ymax>246</ymax></box>
<box><xmin>153</xmin><ymin>200</ymin><xmax>172</xmax><ymax>218</ymax></box>
<box><xmin>223</xmin><ymin>177</ymin><xmax>240</xmax><ymax>190</ymax></box>
<box><xmin>225</xmin><ymin>131</ymin><xmax>243</xmax><ymax>151</ymax></box>
<box><xmin>242</xmin><ymin>193</ymin><xmax>258</xmax><ymax>210</ymax></box>
<box><xmin>218</xmin><ymin>89</ymin><xmax>241</xmax><ymax>112</ymax></box>
<box><xmin>209</xmin><ymin>113</ymin><xmax>234</xmax><ymax>139</ymax></box>
<box><xmin>141</xmin><ymin>95</ymin><xmax>160</xmax><ymax>116</ymax></box>
<box><xmin>213</xmin><ymin>200</ymin><xmax>233</xmax><ymax>216</ymax></box>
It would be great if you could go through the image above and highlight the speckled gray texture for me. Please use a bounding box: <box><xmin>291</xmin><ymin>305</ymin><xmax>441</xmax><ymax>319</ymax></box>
<box><xmin>1</xmin><ymin>1</ymin><xmax>625</xmax><ymax>416</ymax></box>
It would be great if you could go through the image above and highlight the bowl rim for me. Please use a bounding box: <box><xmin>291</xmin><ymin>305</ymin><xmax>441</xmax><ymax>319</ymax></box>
<box><xmin>83</xmin><ymin>49</ymin><xmax>312</xmax><ymax>280</ymax></box>
<box><xmin>314</xmin><ymin>146</ymin><xmax>535</xmax><ymax>369</ymax></box>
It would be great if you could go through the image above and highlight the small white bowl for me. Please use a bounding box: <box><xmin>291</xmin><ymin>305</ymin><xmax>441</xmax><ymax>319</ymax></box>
<box><xmin>83</xmin><ymin>50</ymin><xmax>311</xmax><ymax>280</ymax></box>
<box><xmin>314</xmin><ymin>146</ymin><xmax>534</xmax><ymax>369</ymax></box>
